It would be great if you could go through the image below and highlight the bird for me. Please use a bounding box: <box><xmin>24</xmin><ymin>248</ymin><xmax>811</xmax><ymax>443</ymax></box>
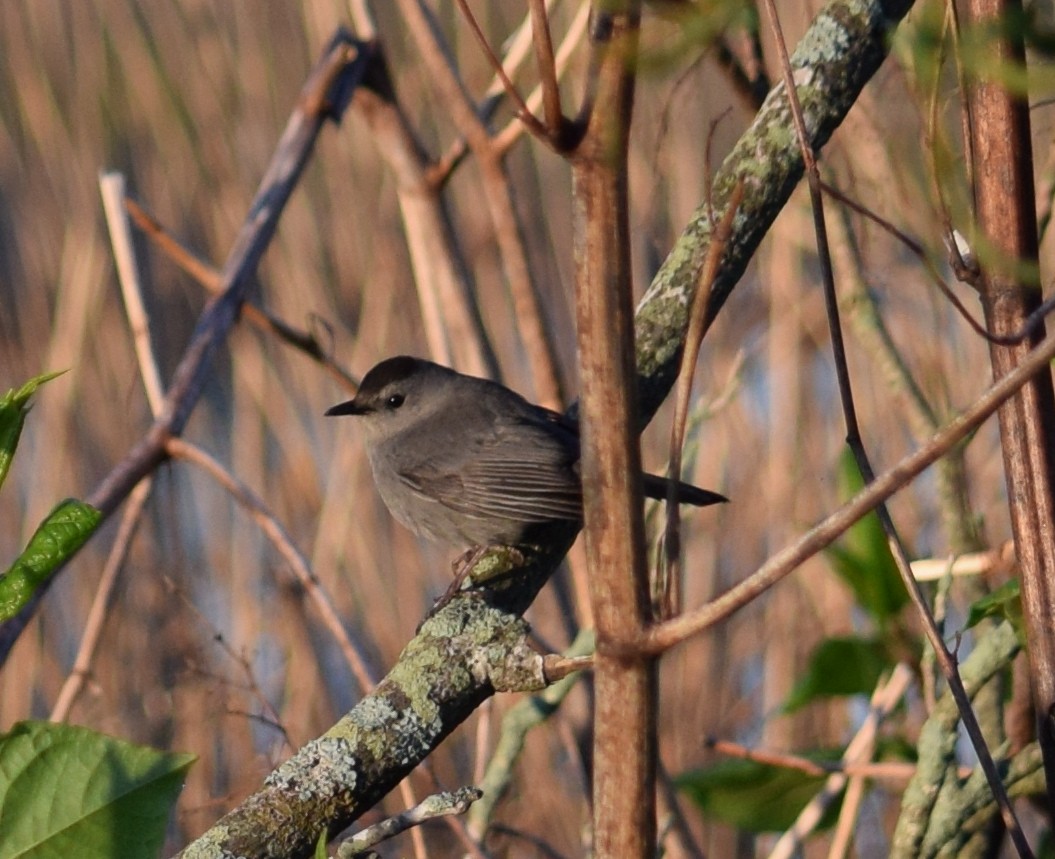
<box><xmin>325</xmin><ymin>356</ymin><xmax>726</xmax><ymax>552</ymax></box>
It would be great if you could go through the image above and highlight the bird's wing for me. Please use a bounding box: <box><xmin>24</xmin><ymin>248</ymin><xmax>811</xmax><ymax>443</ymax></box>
<box><xmin>396</xmin><ymin>416</ymin><xmax>582</xmax><ymax>523</ymax></box>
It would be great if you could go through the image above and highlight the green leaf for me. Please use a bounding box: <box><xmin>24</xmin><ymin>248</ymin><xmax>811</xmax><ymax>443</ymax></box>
<box><xmin>0</xmin><ymin>499</ymin><xmax>102</xmax><ymax>621</ymax></box>
<box><xmin>0</xmin><ymin>371</ymin><xmax>65</xmax><ymax>493</ymax></box>
<box><xmin>783</xmin><ymin>636</ymin><xmax>892</xmax><ymax>713</ymax></box>
<box><xmin>676</xmin><ymin>756</ymin><xmax>836</xmax><ymax>833</ymax></box>
<box><xmin>825</xmin><ymin>452</ymin><xmax>907</xmax><ymax>624</ymax></box>
<box><xmin>966</xmin><ymin>579</ymin><xmax>1024</xmax><ymax>641</ymax></box>
<box><xmin>0</xmin><ymin>720</ymin><xmax>194</xmax><ymax>859</ymax></box>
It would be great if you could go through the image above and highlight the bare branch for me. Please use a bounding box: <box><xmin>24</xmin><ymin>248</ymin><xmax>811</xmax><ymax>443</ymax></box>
<box><xmin>166</xmin><ymin>438</ymin><xmax>377</xmax><ymax>695</ymax></box>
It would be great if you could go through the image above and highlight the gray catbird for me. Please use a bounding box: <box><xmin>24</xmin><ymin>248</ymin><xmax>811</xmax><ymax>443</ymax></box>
<box><xmin>326</xmin><ymin>356</ymin><xmax>726</xmax><ymax>549</ymax></box>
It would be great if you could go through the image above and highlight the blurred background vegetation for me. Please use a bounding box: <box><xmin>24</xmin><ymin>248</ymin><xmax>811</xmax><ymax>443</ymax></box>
<box><xmin>0</xmin><ymin>0</ymin><xmax>1042</xmax><ymax>855</ymax></box>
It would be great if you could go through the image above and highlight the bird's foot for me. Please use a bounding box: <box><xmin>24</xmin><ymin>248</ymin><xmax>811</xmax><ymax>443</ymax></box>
<box><xmin>420</xmin><ymin>547</ymin><xmax>489</xmax><ymax>623</ymax></box>
<box><xmin>421</xmin><ymin>545</ymin><xmax>527</xmax><ymax>624</ymax></box>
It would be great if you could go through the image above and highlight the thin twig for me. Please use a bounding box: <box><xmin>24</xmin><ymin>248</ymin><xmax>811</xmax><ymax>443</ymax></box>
<box><xmin>50</xmin><ymin>174</ymin><xmax>170</xmax><ymax>721</ymax></box>
<box><xmin>335</xmin><ymin>787</ymin><xmax>483</xmax><ymax>856</ymax></box>
<box><xmin>450</xmin><ymin>0</ymin><xmax>554</xmax><ymax>144</ymax></box>
<box><xmin>709</xmin><ymin>741</ymin><xmax>953</xmax><ymax>784</ymax></box>
<box><xmin>123</xmin><ymin>195</ymin><xmax>358</xmax><ymax>393</ymax></box>
<box><xmin>100</xmin><ymin>173</ymin><xmax>166</xmax><ymax>412</ymax></box>
<box><xmin>177</xmin><ymin>612</ymin><xmax>294</xmax><ymax>754</ymax></box>
<box><xmin>492</xmin><ymin>2</ymin><xmax>590</xmax><ymax>158</ymax></box>
<box><xmin>822</xmin><ymin>181</ymin><xmax>1055</xmax><ymax>347</ymax></box>
<box><xmin>541</xmin><ymin>652</ymin><xmax>593</xmax><ymax>680</ymax></box>
<box><xmin>431</xmin><ymin>0</ymin><xmax>573</xmax><ymax>180</ymax></box>
<box><xmin>662</xmin><ymin>181</ymin><xmax>742</xmax><ymax>618</ymax></box>
<box><xmin>165</xmin><ymin>437</ymin><xmax>376</xmax><ymax>695</ymax></box>
<box><xmin>48</xmin><ymin>479</ymin><xmax>153</xmax><ymax>722</ymax></box>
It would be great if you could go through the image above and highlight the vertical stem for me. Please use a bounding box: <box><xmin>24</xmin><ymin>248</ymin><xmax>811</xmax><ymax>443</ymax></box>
<box><xmin>571</xmin><ymin>5</ymin><xmax>652</xmax><ymax>857</ymax></box>
<box><xmin>966</xmin><ymin>0</ymin><xmax>1055</xmax><ymax>814</ymax></box>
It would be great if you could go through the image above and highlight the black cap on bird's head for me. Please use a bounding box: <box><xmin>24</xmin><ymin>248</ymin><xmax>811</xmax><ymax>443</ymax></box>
<box><xmin>325</xmin><ymin>355</ymin><xmax>447</xmax><ymax>421</ymax></box>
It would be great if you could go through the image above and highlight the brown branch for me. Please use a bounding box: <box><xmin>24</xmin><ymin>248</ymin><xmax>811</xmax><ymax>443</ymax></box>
<box><xmin>450</xmin><ymin>0</ymin><xmax>554</xmax><ymax>144</ymax></box>
<box><xmin>492</xmin><ymin>3</ymin><xmax>590</xmax><ymax>158</ymax></box>
<box><xmin>966</xmin><ymin>0</ymin><xmax>1055</xmax><ymax>821</ymax></box>
<box><xmin>571</xmin><ymin>5</ymin><xmax>653</xmax><ymax>858</ymax></box>
<box><xmin>429</xmin><ymin>2</ymin><xmax>548</xmax><ymax>180</ymax></box>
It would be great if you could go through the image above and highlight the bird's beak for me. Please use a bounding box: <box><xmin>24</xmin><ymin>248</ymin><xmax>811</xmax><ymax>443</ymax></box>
<box><xmin>325</xmin><ymin>399</ymin><xmax>368</xmax><ymax>417</ymax></box>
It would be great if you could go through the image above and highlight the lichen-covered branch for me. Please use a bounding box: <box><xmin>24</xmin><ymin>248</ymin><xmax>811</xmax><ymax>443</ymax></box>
<box><xmin>635</xmin><ymin>0</ymin><xmax>915</xmax><ymax>419</ymax></box>
<box><xmin>890</xmin><ymin>621</ymin><xmax>1035</xmax><ymax>858</ymax></box>
<box><xmin>176</xmin><ymin>598</ymin><xmax>555</xmax><ymax>859</ymax></box>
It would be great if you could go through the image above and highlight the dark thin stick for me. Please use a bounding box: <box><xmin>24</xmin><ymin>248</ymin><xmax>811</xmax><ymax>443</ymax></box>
<box><xmin>528</xmin><ymin>0</ymin><xmax>564</xmax><ymax>135</ymax></box>
<box><xmin>822</xmin><ymin>181</ymin><xmax>1055</xmax><ymax>346</ymax></box>
<box><xmin>759</xmin><ymin>0</ymin><xmax>1032</xmax><ymax>851</ymax></box>
<box><xmin>450</xmin><ymin>0</ymin><xmax>552</xmax><ymax>143</ymax></box>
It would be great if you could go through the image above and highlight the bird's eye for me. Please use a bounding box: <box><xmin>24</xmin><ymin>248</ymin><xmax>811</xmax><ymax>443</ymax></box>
<box><xmin>386</xmin><ymin>394</ymin><xmax>405</xmax><ymax>409</ymax></box>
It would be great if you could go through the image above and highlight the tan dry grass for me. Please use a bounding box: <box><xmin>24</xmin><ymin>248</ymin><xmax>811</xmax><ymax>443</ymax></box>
<box><xmin>0</xmin><ymin>0</ymin><xmax>1016</xmax><ymax>856</ymax></box>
